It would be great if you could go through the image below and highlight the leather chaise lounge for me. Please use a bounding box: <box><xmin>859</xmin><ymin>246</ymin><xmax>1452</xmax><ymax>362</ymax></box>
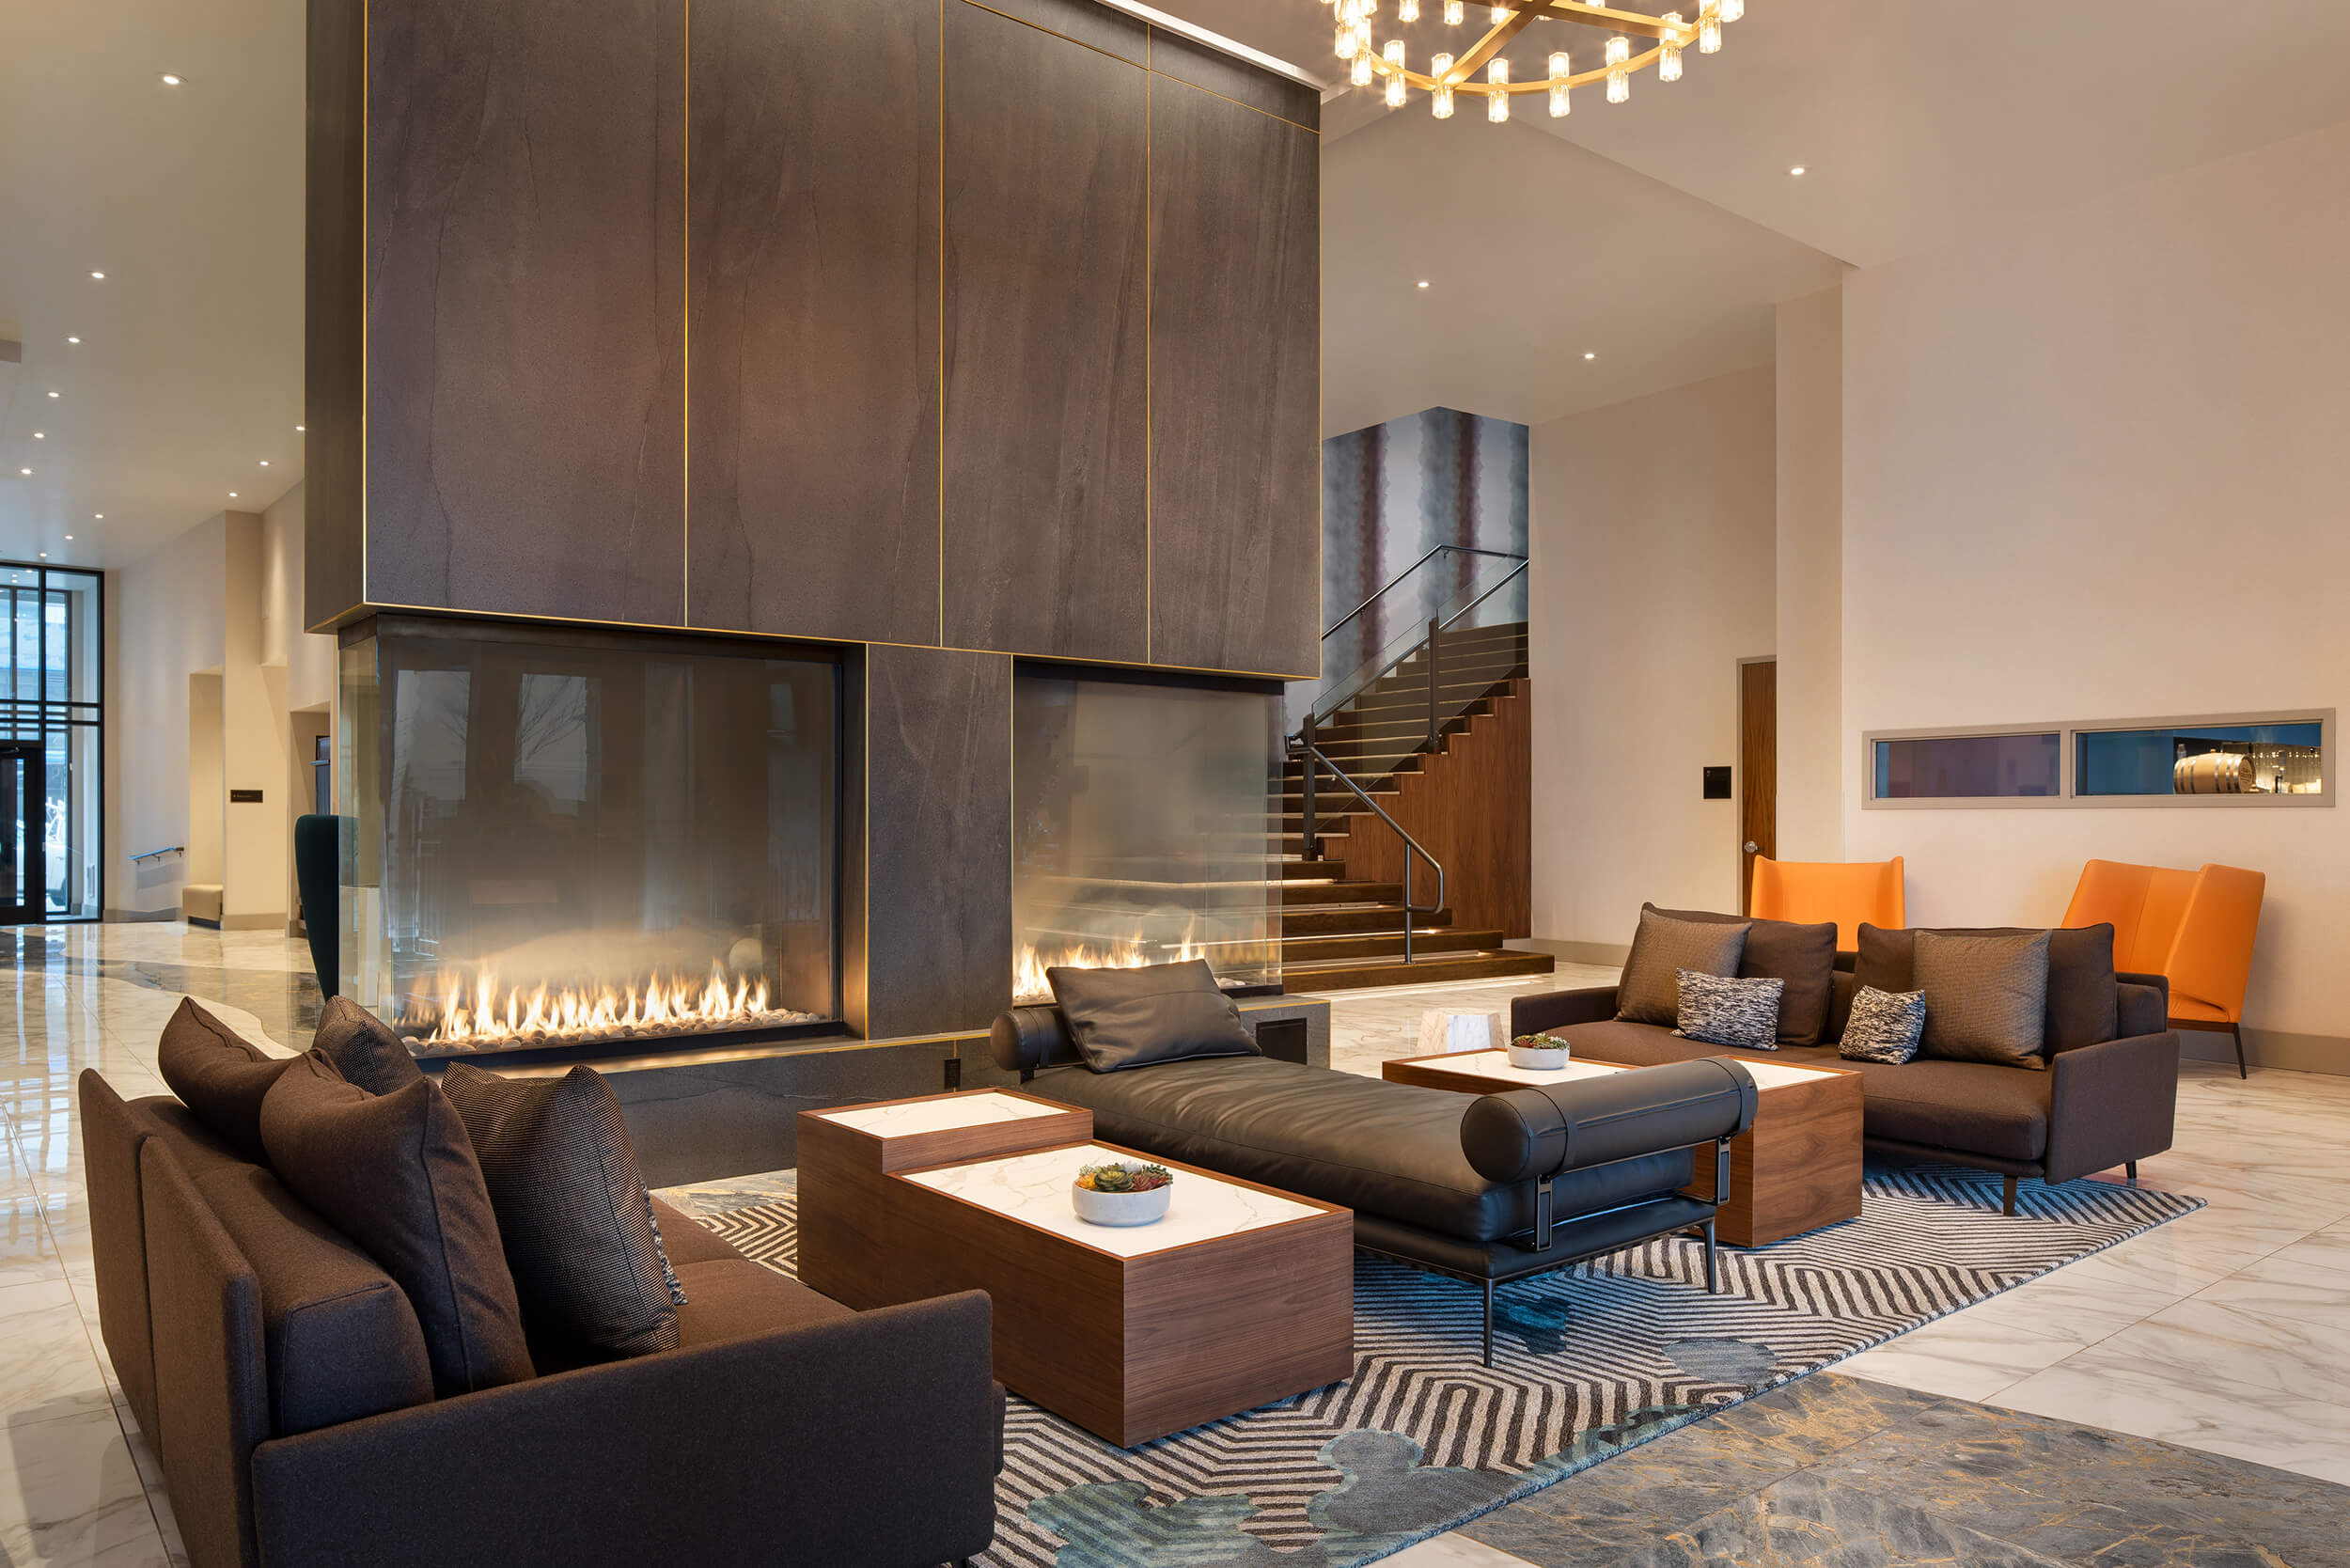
<box><xmin>991</xmin><ymin>1007</ymin><xmax>1759</xmax><ymax>1364</ymax></box>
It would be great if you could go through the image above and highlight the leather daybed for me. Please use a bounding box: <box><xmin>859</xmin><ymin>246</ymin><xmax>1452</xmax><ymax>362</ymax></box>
<box><xmin>991</xmin><ymin>1003</ymin><xmax>1758</xmax><ymax>1365</ymax></box>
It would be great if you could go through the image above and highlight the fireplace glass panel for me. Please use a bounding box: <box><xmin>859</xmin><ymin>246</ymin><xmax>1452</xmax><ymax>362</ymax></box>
<box><xmin>338</xmin><ymin>622</ymin><xmax>840</xmax><ymax>1057</ymax></box>
<box><xmin>1012</xmin><ymin>671</ymin><xmax>1281</xmax><ymax>1002</ymax></box>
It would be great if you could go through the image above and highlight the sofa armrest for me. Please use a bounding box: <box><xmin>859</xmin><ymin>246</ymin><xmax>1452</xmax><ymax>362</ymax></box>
<box><xmin>1510</xmin><ymin>986</ymin><xmax>1621</xmax><ymax>1036</ymax></box>
<box><xmin>990</xmin><ymin>1005</ymin><xmax>1085</xmax><ymax>1075</ymax></box>
<box><xmin>1460</xmin><ymin>1058</ymin><xmax>1759</xmax><ymax>1184</ymax></box>
<box><xmin>2044</xmin><ymin>1030</ymin><xmax>2181</xmax><ymax>1185</ymax></box>
<box><xmin>2116</xmin><ymin>978</ymin><xmax>2169</xmax><ymax>1040</ymax></box>
<box><xmin>251</xmin><ymin>1291</ymin><xmax>1002</xmax><ymax>1568</ymax></box>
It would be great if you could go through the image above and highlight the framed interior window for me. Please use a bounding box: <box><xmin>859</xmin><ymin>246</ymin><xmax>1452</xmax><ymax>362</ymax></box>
<box><xmin>1866</xmin><ymin>711</ymin><xmax>2333</xmax><ymax>809</ymax></box>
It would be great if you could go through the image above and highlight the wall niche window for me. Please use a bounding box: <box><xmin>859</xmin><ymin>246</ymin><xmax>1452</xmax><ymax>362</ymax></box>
<box><xmin>1868</xmin><ymin>712</ymin><xmax>2333</xmax><ymax>809</ymax></box>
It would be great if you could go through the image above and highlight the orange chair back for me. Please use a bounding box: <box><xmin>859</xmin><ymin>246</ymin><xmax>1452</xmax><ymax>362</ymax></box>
<box><xmin>1749</xmin><ymin>856</ymin><xmax>1906</xmax><ymax>949</ymax></box>
<box><xmin>2168</xmin><ymin>864</ymin><xmax>2265</xmax><ymax>1023</ymax></box>
<box><xmin>2063</xmin><ymin>858</ymin><xmax>2198</xmax><ymax>975</ymax></box>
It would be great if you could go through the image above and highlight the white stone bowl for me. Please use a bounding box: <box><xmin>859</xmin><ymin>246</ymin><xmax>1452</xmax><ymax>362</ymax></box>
<box><xmin>1508</xmin><ymin>1042</ymin><xmax>1572</xmax><ymax>1071</ymax></box>
<box><xmin>1072</xmin><ymin>1165</ymin><xmax>1174</xmax><ymax>1228</ymax></box>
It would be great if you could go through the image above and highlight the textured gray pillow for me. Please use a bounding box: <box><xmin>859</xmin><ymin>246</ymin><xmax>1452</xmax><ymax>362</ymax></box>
<box><xmin>1671</xmin><ymin>970</ymin><xmax>1784</xmax><ymax>1049</ymax></box>
<box><xmin>440</xmin><ymin>1063</ymin><xmax>684</xmax><ymax>1358</ymax></box>
<box><xmin>1914</xmin><ymin>930</ymin><xmax>2052</xmax><ymax>1070</ymax></box>
<box><xmin>1840</xmin><ymin>986</ymin><xmax>1928</xmax><ymax>1064</ymax></box>
<box><xmin>311</xmin><ymin>996</ymin><xmax>428</xmax><ymax>1097</ymax></box>
<box><xmin>1617</xmin><ymin>906</ymin><xmax>1751</xmax><ymax>1027</ymax></box>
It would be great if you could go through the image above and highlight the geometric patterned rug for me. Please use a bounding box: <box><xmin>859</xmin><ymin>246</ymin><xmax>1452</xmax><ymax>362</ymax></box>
<box><xmin>675</xmin><ymin>1165</ymin><xmax>2201</xmax><ymax>1568</ymax></box>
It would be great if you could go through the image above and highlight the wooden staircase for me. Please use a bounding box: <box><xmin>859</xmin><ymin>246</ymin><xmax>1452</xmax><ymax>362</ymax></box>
<box><xmin>1279</xmin><ymin>621</ymin><xmax>1555</xmax><ymax>993</ymax></box>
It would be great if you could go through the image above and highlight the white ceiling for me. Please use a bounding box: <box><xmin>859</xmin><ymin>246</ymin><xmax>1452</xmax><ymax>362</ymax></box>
<box><xmin>0</xmin><ymin>0</ymin><xmax>305</xmax><ymax>570</ymax></box>
<box><xmin>6</xmin><ymin>0</ymin><xmax>2348</xmax><ymax>557</ymax></box>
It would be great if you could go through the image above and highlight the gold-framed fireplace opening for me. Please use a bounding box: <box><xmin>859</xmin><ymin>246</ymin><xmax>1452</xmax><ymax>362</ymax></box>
<box><xmin>335</xmin><ymin>615</ymin><xmax>844</xmax><ymax>1060</ymax></box>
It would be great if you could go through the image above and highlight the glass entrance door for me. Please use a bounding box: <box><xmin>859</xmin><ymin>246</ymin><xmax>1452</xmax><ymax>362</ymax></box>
<box><xmin>0</xmin><ymin>743</ymin><xmax>46</xmax><ymax>925</ymax></box>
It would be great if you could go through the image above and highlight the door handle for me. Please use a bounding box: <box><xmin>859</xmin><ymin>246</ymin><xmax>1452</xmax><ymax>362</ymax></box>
<box><xmin>1744</xmin><ymin>841</ymin><xmax>1760</xmax><ymax>855</ymax></box>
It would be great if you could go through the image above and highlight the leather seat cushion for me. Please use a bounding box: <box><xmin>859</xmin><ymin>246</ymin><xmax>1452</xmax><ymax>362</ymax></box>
<box><xmin>1555</xmin><ymin>1019</ymin><xmax>1841</xmax><ymax>1072</ymax></box>
<box><xmin>1026</xmin><ymin>1058</ymin><xmax>1692</xmax><ymax>1244</ymax></box>
<box><xmin>1845</xmin><ymin>1057</ymin><xmax>2052</xmax><ymax>1162</ymax></box>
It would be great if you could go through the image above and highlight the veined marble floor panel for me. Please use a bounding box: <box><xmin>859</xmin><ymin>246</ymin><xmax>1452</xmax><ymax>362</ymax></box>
<box><xmin>2</xmin><ymin>922</ymin><xmax>2346</xmax><ymax>1566</ymax></box>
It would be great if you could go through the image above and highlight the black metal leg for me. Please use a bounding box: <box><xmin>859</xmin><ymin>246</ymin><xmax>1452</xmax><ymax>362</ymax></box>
<box><xmin>2001</xmin><ymin>1176</ymin><xmax>2019</xmax><ymax>1215</ymax></box>
<box><xmin>2125</xmin><ymin>1160</ymin><xmax>2138</xmax><ymax>1184</ymax></box>
<box><xmin>1482</xmin><ymin>1279</ymin><xmax>1496</xmax><ymax>1368</ymax></box>
<box><xmin>2232</xmin><ymin>1023</ymin><xmax>2248</xmax><ymax>1079</ymax></box>
<box><xmin>1703</xmin><ymin>1219</ymin><xmax>1719</xmax><ymax>1294</ymax></box>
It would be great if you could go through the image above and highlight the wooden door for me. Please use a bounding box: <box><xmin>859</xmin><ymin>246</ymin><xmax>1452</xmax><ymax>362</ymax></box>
<box><xmin>1738</xmin><ymin>659</ymin><xmax>1777</xmax><ymax>915</ymax></box>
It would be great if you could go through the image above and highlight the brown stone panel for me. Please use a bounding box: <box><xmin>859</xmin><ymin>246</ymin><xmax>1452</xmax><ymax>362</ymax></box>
<box><xmin>941</xmin><ymin>2</ymin><xmax>1149</xmax><ymax>662</ymax></box>
<box><xmin>366</xmin><ymin>0</ymin><xmax>687</xmax><ymax>626</ymax></box>
<box><xmin>1147</xmin><ymin>78</ymin><xmax>1320</xmax><ymax>677</ymax></box>
<box><xmin>688</xmin><ymin>0</ymin><xmax>942</xmax><ymax>644</ymax></box>
<box><xmin>864</xmin><ymin>645</ymin><xmax>1013</xmax><ymax>1038</ymax></box>
<box><xmin>306</xmin><ymin>0</ymin><xmax>367</xmax><ymax>630</ymax></box>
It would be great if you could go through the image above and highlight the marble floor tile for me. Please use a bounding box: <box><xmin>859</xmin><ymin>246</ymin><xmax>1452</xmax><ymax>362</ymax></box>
<box><xmin>1991</xmin><ymin>1352</ymin><xmax>2350</xmax><ymax>1485</ymax></box>
<box><xmin>1381</xmin><ymin>1534</ymin><xmax>1541</xmax><ymax>1567</ymax></box>
<box><xmin>0</xmin><ymin>1280</ymin><xmax>118</xmax><ymax>1432</ymax></box>
<box><xmin>2101</xmin><ymin>1295</ymin><xmax>2350</xmax><ymax>1406</ymax></box>
<box><xmin>1833</xmin><ymin>1313</ymin><xmax>2082</xmax><ymax>1403</ymax></box>
<box><xmin>0</xmin><ymin>1406</ymin><xmax>171</xmax><ymax>1567</ymax></box>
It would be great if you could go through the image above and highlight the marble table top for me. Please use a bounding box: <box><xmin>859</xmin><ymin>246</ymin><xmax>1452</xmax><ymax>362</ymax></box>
<box><xmin>818</xmin><ymin>1090</ymin><xmax>1070</xmax><ymax>1138</ymax></box>
<box><xmin>1424</xmin><ymin>1048</ymin><xmax>1845</xmax><ymax>1092</ymax></box>
<box><xmin>902</xmin><ymin>1142</ymin><xmax>1325</xmax><ymax>1259</ymax></box>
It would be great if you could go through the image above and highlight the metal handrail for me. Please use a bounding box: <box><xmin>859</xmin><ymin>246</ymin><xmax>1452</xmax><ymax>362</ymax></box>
<box><xmin>1321</xmin><ymin>544</ymin><xmax>1528</xmax><ymax>646</ymax></box>
<box><xmin>1292</xmin><ymin>735</ymin><xmax>1444</xmax><ymax>964</ymax></box>
<box><xmin>1438</xmin><ymin>557</ymin><xmax>1529</xmax><ymax>635</ymax></box>
<box><xmin>1295</xmin><ymin>555</ymin><xmax>1531</xmax><ymax>745</ymax></box>
<box><xmin>128</xmin><ymin>846</ymin><xmax>186</xmax><ymax>864</ymax></box>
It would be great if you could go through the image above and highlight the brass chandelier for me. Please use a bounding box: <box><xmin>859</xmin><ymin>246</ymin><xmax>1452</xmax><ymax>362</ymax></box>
<box><xmin>1324</xmin><ymin>0</ymin><xmax>1745</xmax><ymax>120</ymax></box>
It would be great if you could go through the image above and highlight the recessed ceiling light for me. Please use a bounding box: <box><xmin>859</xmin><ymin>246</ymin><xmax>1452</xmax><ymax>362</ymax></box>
<box><xmin>31</xmin><ymin>433</ymin><xmax>43</xmax><ymax>440</ymax></box>
<box><xmin>295</xmin><ymin>425</ymin><xmax>306</xmax><ymax>432</ymax></box>
<box><xmin>64</xmin><ymin>536</ymin><xmax>72</xmax><ymax>541</ymax></box>
<box><xmin>46</xmin><ymin>391</ymin><xmax>59</xmax><ymax>399</ymax></box>
<box><xmin>160</xmin><ymin>73</ymin><xmax>183</xmax><ymax>86</ymax></box>
<box><xmin>89</xmin><ymin>272</ymin><xmax>104</xmax><ymax>281</ymax></box>
<box><xmin>17</xmin><ymin>469</ymin><xmax>29</xmax><ymax>478</ymax></box>
<box><xmin>227</xmin><ymin>492</ymin><xmax>239</xmax><ymax>498</ymax></box>
<box><xmin>258</xmin><ymin>460</ymin><xmax>270</xmax><ymax>466</ymax></box>
<box><xmin>1790</xmin><ymin>165</ymin><xmax>1807</xmax><ymax>176</ymax></box>
<box><xmin>66</xmin><ymin>337</ymin><xmax>80</xmax><ymax>345</ymax></box>
<box><xmin>37</xmin><ymin>554</ymin><xmax>45</xmax><ymax>560</ymax></box>
<box><xmin>1584</xmin><ymin>352</ymin><xmax>1597</xmax><ymax>360</ymax></box>
<box><xmin>1417</xmin><ymin>280</ymin><xmax>1432</xmax><ymax>290</ymax></box>
<box><xmin>93</xmin><ymin>513</ymin><xmax>102</xmax><ymax>520</ymax></box>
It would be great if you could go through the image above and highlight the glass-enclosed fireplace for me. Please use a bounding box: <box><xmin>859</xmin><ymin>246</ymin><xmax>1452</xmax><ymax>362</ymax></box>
<box><xmin>1012</xmin><ymin>669</ymin><xmax>1281</xmax><ymax>1004</ymax></box>
<box><xmin>337</xmin><ymin>618</ymin><xmax>841</xmax><ymax>1059</ymax></box>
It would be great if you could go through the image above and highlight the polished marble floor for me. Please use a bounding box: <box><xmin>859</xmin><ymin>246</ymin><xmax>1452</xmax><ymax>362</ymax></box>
<box><xmin>3</xmin><ymin>925</ymin><xmax>2347</xmax><ymax>1566</ymax></box>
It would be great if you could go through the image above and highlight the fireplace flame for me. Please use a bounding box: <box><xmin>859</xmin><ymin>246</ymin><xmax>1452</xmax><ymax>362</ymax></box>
<box><xmin>1013</xmin><ymin>936</ymin><xmax>1211</xmax><ymax>1005</ymax></box>
<box><xmin>409</xmin><ymin>963</ymin><xmax>812</xmax><ymax>1048</ymax></box>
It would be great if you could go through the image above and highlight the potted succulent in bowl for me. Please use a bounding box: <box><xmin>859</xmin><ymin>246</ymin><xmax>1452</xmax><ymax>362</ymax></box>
<box><xmin>1508</xmin><ymin>1031</ymin><xmax>1573</xmax><ymax>1071</ymax></box>
<box><xmin>1073</xmin><ymin>1160</ymin><xmax>1176</xmax><ymax>1227</ymax></box>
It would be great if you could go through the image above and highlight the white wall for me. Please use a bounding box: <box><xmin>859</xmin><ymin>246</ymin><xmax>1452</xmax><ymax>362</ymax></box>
<box><xmin>1529</xmin><ymin>364</ymin><xmax>1778</xmax><ymax>952</ymax></box>
<box><xmin>1841</xmin><ymin>120</ymin><xmax>2350</xmax><ymax>1062</ymax></box>
<box><xmin>108</xmin><ymin>516</ymin><xmax>227</xmax><ymax>916</ymax></box>
<box><xmin>262</xmin><ymin>484</ymin><xmax>334</xmax><ymax>712</ymax></box>
<box><xmin>1774</xmin><ymin>287</ymin><xmax>1844</xmax><ymax>861</ymax></box>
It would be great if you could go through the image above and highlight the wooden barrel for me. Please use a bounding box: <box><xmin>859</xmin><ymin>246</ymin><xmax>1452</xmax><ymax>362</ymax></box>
<box><xmin>2174</xmin><ymin>752</ymin><xmax>2254</xmax><ymax>793</ymax></box>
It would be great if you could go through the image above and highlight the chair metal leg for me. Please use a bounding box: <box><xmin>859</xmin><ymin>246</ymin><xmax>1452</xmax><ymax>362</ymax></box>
<box><xmin>2232</xmin><ymin>1023</ymin><xmax>2248</xmax><ymax>1079</ymax></box>
<box><xmin>2125</xmin><ymin>1160</ymin><xmax>2138</xmax><ymax>1184</ymax></box>
<box><xmin>1703</xmin><ymin>1219</ymin><xmax>1719</xmax><ymax>1294</ymax></box>
<box><xmin>1482</xmin><ymin>1279</ymin><xmax>1496</xmax><ymax>1368</ymax></box>
<box><xmin>2001</xmin><ymin>1176</ymin><xmax>2019</xmax><ymax>1215</ymax></box>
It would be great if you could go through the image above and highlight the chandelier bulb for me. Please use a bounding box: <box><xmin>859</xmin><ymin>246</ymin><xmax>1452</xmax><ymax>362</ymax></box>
<box><xmin>1606</xmin><ymin>68</ymin><xmax>1628</xmax><ymax>102</ymax></box>
<box><xmin>1336</xmin><ymin>24</ymin><xmax>1355</xmax><ymax>57</ymax></box>
<box><xmin>1444</xmin><ymin>0</ymin><xmax>1465</xmax><ymax>24</ymax></box>
<box><xmin>1700</xmin><ymin>10</ymin><xmax>1721</xmax><ymax>52</ymax></box>
<box><xmin>1385</xmin><ymin>39</ymin><xmax>1409</xmax><ymax>106</ymax></box>
<box><xmin>1719</xmin><ymin>0</ymin><xmax>1742</xmax><ymax>21</ymax></box>
<box><xmin>1487</xmin><ymin>55</ymin><xmax>1509</xmax><ymax>122</ymax></box>
<box><xmin>1658</xmin><ymin>13</ymin><xmax>1683</xmax><ymax>81</ymax></box>
<box><xmin>1605</xmin><ymin>33</ymin><xmax>1630</xmax><ymax>66</ymax></box>
<box><xmin>1491</xmin><ymin>4</ymin><xmax>1511</xmax><ymax>20</ymax></box>
<box><xmin>1398</xmin><ymin>0</ymin><xmax>1419</xmax><ymax>18</ymax></box>
<box><xmin>1431</xmin><ymin>51</ymin><xmax>1455</xmax><ymax>118</ymax></box>
<box><xmin>1548</xmin><ymin>50</ymin><xmax>1571</xmax><ymax>116</ymax></box>
<box><xmin>1353</xmin><ymin>49</ymin><xmax>1374</xmax><ymax>86</ymax></box>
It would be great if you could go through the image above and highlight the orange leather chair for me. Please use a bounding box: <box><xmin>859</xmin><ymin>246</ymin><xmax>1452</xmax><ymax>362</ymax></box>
<box><xmin>2063</xmin><ymin>859</ymin><xmax>2266</xmax><ymax>1077</ymax></box>
<box><xmin>1748</xmin><ymin>856</ymin><xmax>1906</xmax><ymax>950</ymax></box>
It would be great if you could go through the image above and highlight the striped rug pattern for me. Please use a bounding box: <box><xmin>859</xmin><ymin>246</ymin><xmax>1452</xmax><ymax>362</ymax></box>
<box><xmin>689</xmin><ymin>1167</ymin><xmax>2200</xmax><ymax>1568</ymax></box>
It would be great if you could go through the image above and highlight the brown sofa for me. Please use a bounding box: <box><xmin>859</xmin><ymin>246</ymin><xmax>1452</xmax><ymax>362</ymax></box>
<box><xmin>1512</xmin><ymin>942</ymin><xmax>2182</xmax><ymax>1214</ymax></box>
<box><xmin>82</xmin><ymin>1070</ymin><xmax>1003</xmax><ymax>1568</ymax></box>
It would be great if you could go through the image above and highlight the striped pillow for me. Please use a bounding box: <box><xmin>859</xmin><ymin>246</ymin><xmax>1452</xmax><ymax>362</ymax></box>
<box><xmin>1672</xmin><ymin>969</ymin><xmax>1785</xmax><ymax>1050</ymax></box>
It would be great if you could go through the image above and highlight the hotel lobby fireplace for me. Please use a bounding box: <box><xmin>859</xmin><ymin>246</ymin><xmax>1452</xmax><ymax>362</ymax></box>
<box><xmin>336</xmin><ymin>618</ymin><xmax>842</xmax><ymax>1058</ymax></box>
<box><xmin>1011</xmin><ymin>669</ymin><xmax>1282</xmax><ymax>1004</ymax></box>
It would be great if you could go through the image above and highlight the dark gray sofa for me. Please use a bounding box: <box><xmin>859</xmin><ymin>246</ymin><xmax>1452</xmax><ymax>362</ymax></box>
<box><xmin>1513</xmin><ymin>964</ymin><xmax>2182</xmax><ymax>1214</ymax></box>
<box><xmin>81</xmin><ymin>1070</ymin><xmax>1003</xmax><ymax>1568</ymax></box>
<box><xmin>991</xmin><ymin>1008</ymin><xmax>1758</xmax><ymax>1364</ymax></box>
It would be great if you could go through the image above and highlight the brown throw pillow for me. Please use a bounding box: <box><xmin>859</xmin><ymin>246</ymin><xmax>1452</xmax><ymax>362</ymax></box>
<box><xmin>310</xmin><ymin>996</ymin><xmax>427</xmax><ymax>1098</ymax></box>
<box><xmin>439</xmin><ymin>1063</ymin><xmax>683</xmax><ymax>1358</ymax></box>
<box><xmin>1913</xmin><ymin>930</ymin><xmax>2052</xmax><ymax>1070</ymax></box>
<box><xmin>1617</xmin><ymin>905</ymin><xmax>1750</xmax><ymax>1027</ymax></box>
<box><xmin>1650</xmin><ymin>907</ymin><xmax>1839</xmax><ymax>1045</ymax></box>
<box><xmin>1857</xmin><ymin>923</ymin><xmax>2119</xmax><ymax>1050</ymax></box>
<box><xmin>260</xmin><ymin>1053</ymin><xmax>534</xmax><ymax>1396</ymax></box>
<box><xmin>1048</xmin><ymin>960</ymin><xmax>1261</xmax><ymax>1074</ymax></box>
<box><xmin>156</xmin><ymin>998</ymin><xmax>291</xmax><ymax>1163</ymax></box>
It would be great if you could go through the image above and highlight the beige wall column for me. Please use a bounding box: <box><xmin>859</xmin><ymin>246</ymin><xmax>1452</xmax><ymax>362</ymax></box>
<box><xmin>1774</xmin><ymin>286</ymin><xmax>1845</xmax><ymax>863</ymax></box>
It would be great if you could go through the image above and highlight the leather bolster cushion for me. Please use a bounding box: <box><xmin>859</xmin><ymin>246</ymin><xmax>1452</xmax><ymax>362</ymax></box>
<box><xmin>989</xmin><ymin>1007</ymin><xmax>1085</xmax><ymax>1074</ymax></box>
<box><xmin>1461</xmin><ymin>1058</ymin><xmax>1760</xmax><ymax>1185</ymax></box>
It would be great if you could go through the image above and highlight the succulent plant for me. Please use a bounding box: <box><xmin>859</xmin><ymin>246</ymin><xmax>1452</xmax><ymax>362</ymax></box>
<box><xmin>1076</xmin><ymin>1161</ymin><xmax>1174</xmax><ymax>1195</ymax></box>
<box><xmin>1512</xmin><ymin>1032</ymin><xmax>1571</xmax><ymax>1053</ymax></box>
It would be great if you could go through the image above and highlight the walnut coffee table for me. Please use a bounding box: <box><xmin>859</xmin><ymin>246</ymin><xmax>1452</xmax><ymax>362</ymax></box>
<box><xmin>1385</xmin><ymin>1049</ymin><xmax>1864</xmax><ymax>1247</ymax></box>
<box><xmin>797</xmin><ymin>1090</ymin><xmax>1355</xmax><ymax>1447</ymax></box>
